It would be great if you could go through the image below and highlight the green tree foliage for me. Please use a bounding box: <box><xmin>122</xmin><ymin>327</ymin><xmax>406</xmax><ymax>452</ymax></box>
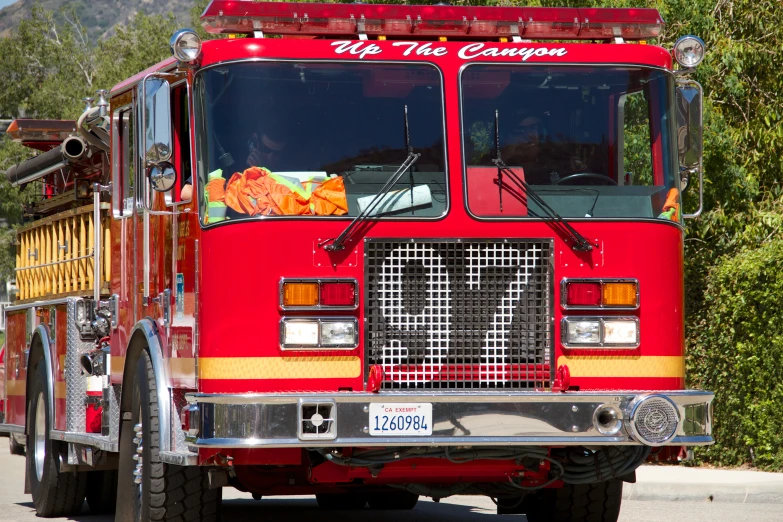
<box><xmin>0</xmin><ymin>139</ymin><xmax>37</xmax><ymax>281</ymax></box>
<box><xmin>0</xmin><ymin>7</ymin><xmax>95</xmax><ymax>119</ymax></box>
<box><xmin>689</xmin><ymin>236</ymin><xmax>783</xmax><ymax>468</ymax></box>
<box><xmin>0</xmin><ymin>8</ymin><xmax>179</xmax><ymax>281</ymax></box>
<box><xmin>0</xmin><ymin>0</ymin><xmax>782</xmax><ymax>467</ymax></box>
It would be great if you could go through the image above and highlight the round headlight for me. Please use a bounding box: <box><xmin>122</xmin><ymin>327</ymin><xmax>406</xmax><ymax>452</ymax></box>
<box><xmin>170</xmin><ymin>29</ymin><xmax>202</xmax><ymax>63</ymax></box>
<box><xmin>673</xmin><ymin>35</ymin><xmax>705</xmax><ymax>68</ymax></box>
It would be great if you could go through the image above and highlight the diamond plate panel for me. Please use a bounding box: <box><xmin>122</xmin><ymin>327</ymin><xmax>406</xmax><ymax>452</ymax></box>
<box><xmin>171</xmin><ymin>388</ymin><xmax>189</xmax><ymax>453</ymax></box>
<box><xmin>107</xmin><ymin>384</ymin><xmax>121</xmax><ymax>442</ymax></box>
<box><xmin>365</xmin><ymin>239</ymin><xmax>553</xmax><ymax>389</ymax></box>
<box><xmin>65</xmin><ymin>298</ymin><xmax>91</xmax><ymax>433</ymax></box>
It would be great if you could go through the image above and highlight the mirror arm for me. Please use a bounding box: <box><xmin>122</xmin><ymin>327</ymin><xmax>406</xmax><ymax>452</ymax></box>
<box><xmin>682</xmin><ymin>165</ymin><xmax>703</xmax><ymax>219</ymax></box>
<box><xmin>674</xmin><ymin>67</ymin><xmax>696</xmax><ymax>77</ymax></box>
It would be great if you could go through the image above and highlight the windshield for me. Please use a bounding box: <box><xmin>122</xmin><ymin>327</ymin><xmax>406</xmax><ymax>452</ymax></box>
<box><xmin>194</xmin><ymin>62</ymin><xmax>446</xmax><ymax>225</ymax></box>
<box><xmin>461</xmin><ymin>65</ymin><xmax>679</xmax><ymax>221</ymax></box>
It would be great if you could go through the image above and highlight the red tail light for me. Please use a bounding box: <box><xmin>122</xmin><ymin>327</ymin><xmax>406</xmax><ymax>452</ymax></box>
<box><xmin>565</xmin><ymin>281</ymin><xmax>602</xmax><ymax>306</ymax></box>
<box><xmin>320</xmin><ymin>282</ymin><xmax>356</xmax><ymax>307</ymax></box>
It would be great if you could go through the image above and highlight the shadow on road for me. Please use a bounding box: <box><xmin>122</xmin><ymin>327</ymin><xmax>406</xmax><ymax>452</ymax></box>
<box><xmin>220</xmin><ymin>497</ymin><xmax>527</xmax><ymax>521</ymax></box>
<box><xmin>12</xmin><ymin>497</ymin><xmax>527</xmax><ymax>522</ymax></box>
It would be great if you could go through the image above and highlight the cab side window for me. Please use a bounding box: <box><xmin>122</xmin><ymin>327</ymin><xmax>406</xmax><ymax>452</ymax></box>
<box><xmin>172</xmin><ymin>85</ymin><xmax>192</xmax><ymax>202</ymax></box>
<box><xmin>112</xmin><ymin>105</ymin><xmax>135</xmax><ymax>218</ymax></box>
<box><xmin>619</xmin><ymin>91</ymin><xmax>653</xmax><ymax>186</ymax></box>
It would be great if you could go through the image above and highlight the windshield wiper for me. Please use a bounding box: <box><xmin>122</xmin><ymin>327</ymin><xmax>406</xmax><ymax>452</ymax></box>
<box><xmin>322</xmin><ymin>105</ymin><xmax>420</xmax><ymax>252</ymax></box>
<box><xmin>492</xmin><ymin>109</ymin><xmax>595</xmax><ymax>252</ymax></box>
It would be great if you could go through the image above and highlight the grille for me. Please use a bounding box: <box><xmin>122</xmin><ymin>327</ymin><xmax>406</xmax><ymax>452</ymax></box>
<box><xmin>365</xmin><ymin>239</ymin><xmax>553</xmax><ymax>389</ymax></box>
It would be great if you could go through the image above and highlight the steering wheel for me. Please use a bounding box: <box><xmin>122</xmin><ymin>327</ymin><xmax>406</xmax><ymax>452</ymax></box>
<box><xmin>553</xmin><ymin>173</ymin><xmax>617</xmax><ymax>186</ymax></box>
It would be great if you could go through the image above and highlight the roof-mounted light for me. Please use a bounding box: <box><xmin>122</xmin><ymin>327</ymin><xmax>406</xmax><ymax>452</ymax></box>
<box><xmin>673</xmin><ymin>35</ymin><xmax>705</xmax><ymax>68</ymax></box>
<box><xmin>200</xmin><ymin>1</ymin><xmax>664</xmax><ymax>41</ymax></box>
<box><xmin>170</xmin><ymin>29</ymin><xmax>202</xmax><ymax>63</ymax></box>
<box><xmin>578</xmin><ymin>8</ymin><xmax>664</xmax><ymax>39</ymax></box>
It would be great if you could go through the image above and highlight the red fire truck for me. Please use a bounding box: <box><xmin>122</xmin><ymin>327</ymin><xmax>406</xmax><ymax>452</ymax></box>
<box><xmin>0</xmin><ymin>1</ymin><xmax>712</xmax><ymax>520</ymax></box>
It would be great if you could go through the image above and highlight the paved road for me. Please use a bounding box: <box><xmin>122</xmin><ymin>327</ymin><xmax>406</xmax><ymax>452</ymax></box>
<box><xmin>1</xmin><ymin>442</ymin><xmax>782</xmax><ymax>522</ymax></box>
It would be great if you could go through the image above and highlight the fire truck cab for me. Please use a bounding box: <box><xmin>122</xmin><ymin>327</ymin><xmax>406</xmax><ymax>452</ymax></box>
<box><xmin>1</xmin><ymin>2</ymin><xmax>712</xmax><ymax>521</ymax></box>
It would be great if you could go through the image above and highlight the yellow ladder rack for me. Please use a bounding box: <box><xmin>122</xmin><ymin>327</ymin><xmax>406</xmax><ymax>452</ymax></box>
<box><xmin>14</xmin><ymin>203</ymin><xmax>111</xmax><ymax>302</ymax></box>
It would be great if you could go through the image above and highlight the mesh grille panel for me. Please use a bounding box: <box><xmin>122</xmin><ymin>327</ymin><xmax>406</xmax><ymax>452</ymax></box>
<box><xmin>365</xmin><ymin>239</ymin><xmax>553</xmax><ymax>389</ymax></box>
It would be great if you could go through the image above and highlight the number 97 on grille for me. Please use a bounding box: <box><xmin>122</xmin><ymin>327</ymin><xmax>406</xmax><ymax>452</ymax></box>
<box><xmin>369</xmin><ymin>404</ymin><xmax>433</xmax><ymax>436</ymax></box>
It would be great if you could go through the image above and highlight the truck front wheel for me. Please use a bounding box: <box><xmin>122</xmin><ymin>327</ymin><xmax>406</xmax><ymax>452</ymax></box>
<box><xmin>26</xmin><ymin>362</ymin><xmax>87</xmax><ymax>517</ymax></box>
<box><xmin>524</xmin><ymin>479</ymin><xmax>623</xmax><ymax>522</ymax></box>
<box><xmin>116</xmin><ymin>350</ymin><xmax>220</xmax><ymax>521</ymax></box>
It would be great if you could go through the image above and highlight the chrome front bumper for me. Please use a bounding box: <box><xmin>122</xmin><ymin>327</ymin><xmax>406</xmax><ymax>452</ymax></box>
<box><xmin>185</xmin><ymin>390</ymin><xmax>713</xmax><ymax>448</ymax></box>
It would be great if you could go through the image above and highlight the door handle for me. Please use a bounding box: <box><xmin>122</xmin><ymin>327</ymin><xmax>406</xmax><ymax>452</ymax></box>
<box><xmin>150</xmin><ymin>289</ymin><xmax>171</xmax><ymax>327</ymax></box>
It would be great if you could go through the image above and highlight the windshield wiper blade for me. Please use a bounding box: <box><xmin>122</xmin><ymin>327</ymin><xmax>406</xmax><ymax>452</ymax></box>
<box><xmin>322</xmin><ymin>105</ymin><xmax>420</xmax><ymax>252</ymax></box>
<box><xmin>492</xmin><ymin>110</ymin><xmax>594</xmax><ymax>252</ymax></box>
<box><xmin>323</xmin><ymin>151</ymin><xmax>419</xmax><ymax>251</ymax></box>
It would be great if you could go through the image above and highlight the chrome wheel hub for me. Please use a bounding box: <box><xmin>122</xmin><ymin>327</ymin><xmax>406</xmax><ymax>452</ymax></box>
<box><xmin>34</xmin><ymin>391</ymin><xmax>46</xmax><ymax>482</ymax></box>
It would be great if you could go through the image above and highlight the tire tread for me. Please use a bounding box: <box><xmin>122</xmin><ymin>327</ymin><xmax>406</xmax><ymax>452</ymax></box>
<box><xmin>526</xmin><ymin>479</ymin><xmax>622</xmax><ymax>522</ymax></box>
<box><xmin>139</xmin><ymin>351</ymin><xmax>219</xmax><ymax>522</ymax></box>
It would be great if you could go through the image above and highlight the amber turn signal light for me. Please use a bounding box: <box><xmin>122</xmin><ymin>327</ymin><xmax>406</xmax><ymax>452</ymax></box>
<box><xmin>282</xmin><ymin>282</ymin><xmax>319</xmax><ymax>307</ymax></box>
<box><xmin>602</xmin><ymin>282</ymin><xmax>638</xmax><ymax>307</ymax></box>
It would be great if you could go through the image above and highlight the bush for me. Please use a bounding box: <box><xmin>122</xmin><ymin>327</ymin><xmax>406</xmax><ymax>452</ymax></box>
<box><xmin>688</xmin><ymin>238</ymin><xmax>783</xmax><ymax>469</ymax></box>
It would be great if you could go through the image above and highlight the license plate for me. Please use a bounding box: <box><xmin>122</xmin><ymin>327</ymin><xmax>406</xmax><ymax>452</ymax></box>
<box><xmin>369</xmin><ymin>403</ymin><xmax>433</xmax><ymax>436</ymax></box>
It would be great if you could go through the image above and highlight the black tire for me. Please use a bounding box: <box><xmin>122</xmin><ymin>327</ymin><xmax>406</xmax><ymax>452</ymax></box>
<box><xmin>86</xmin><ymin>470</ymin><xmax>118</xmax><ymax>514</ymax></box>
<box><xmin>116</xmin><ymin>350</ymin><xmax>220</xmax><ymax>521</ymax></box>
<box><xmin>525</xmin><ymin>480</ymin><xmax>623</xmax><ymax>522</ymax></box>
<box><xmin>9</xmin><ymin>433</ymin><xmax>26</xmax><ymax>455</ymax></box>
<box><xmin>315</xmin><ymin>492</ymin><xmax>367</xmax><ymax>510</ymax></box>
<box><xmin>367</xmin><ymin>491</ymin><xmax>419</xmax><ymax>510</ymax></box>
<box><xmin>26</xmin><ymin>362</ymin><xmax>87</xmax><ymax>517</ymax></box>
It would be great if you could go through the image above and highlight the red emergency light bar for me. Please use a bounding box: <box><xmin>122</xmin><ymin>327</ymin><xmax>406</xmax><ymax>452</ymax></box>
<box><xmin>201</xmin><ymin>1</ymin><xmax>664</xmax><ymax>41</ymax></box>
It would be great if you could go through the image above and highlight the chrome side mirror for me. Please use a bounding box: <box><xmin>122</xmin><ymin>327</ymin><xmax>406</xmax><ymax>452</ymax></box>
<box><xmin>148</xmin><ymin>162</ymin><xmax>177</xmax><ymax>192</ymax></box>
<box><xmin>143</xmin><ymin>77</ymin><xmax>172</xmax><ymax>164</ymax></box>
<box><xmin>676</xmin><ymin>79</ymin><xmax>703</xmax><ymax>218</ymax></box>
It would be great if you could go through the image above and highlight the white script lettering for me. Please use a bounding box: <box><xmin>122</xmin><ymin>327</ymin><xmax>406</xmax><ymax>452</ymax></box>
<box><xmin>392</xmin><ymin>41</ymin><xmax>448</xmax><ymax>57</ymax></box>
<box><xmin>458</xmin><ymin>42</ymin><xmax>567</xmax><ymax>61</ymax></box>
<box><xmin>331</xmin><ymin>40</ymin><xmax>568</xmax><ymax>62</ymax></box>
<box><xmin>331</xmin><ymin>41</ymin><xmax>382</xmax><ymax>60</ymax></box>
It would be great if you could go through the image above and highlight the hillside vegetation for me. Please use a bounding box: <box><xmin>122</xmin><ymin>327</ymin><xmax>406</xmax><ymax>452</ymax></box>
<box><xmin>0</xmin><ymin>0</ymin><xmax>193</xmax><ymax>39</ymax></box>
<box><xmin>1</xmin><ymin>0</ymin><xmax>782</xmax><ymax>469</ymax></box>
